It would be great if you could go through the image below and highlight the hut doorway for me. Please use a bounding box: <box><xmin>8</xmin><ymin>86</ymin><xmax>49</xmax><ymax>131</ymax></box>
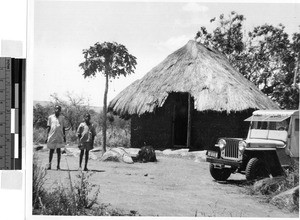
<box><xmin>172</xmin><ymin>93</ymin><xmax>191</xmax><ymax>147</ymax></box>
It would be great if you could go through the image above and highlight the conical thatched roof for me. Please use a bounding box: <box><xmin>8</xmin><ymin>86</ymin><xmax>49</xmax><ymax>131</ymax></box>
<box><xmin>109</xmin><ymin>40</ymin><xmax>279</xmax><ymax>117</ymax></box>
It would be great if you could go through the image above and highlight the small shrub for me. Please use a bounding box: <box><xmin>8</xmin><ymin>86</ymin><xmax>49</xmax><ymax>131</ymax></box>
<box><xmin>40</xmin><ymin>183</ymin><xmax>74</xmax><ymax>215</ymax></box>
<box><xmin>74</xmin><ymin>172</ymin><xmax>100</xmax><ymax>210</ymax></box>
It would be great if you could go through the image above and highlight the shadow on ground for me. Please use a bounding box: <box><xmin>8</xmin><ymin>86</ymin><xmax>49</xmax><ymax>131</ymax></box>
<box><xmin>216</xmin><ymin>179</ymin><xmax>253</xmax><ymax>187</ymax></box>
<box><xmin>55</xmin><ymin>169</ymin><xmax>106</xmax><ymax>173</ymax></box>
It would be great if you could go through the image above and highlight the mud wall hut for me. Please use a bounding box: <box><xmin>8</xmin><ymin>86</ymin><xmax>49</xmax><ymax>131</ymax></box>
<box><xmin>108</xmin><ymin>40</ymin><xmax>279</xmax><ymax>150</ymax></box>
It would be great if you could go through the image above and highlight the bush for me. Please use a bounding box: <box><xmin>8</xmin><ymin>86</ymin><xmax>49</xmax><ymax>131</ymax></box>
<box><xmin>94</xmin><ymin>127</ymin><xmax>130</xmax><ymax>148</ymax></box>
<box><xmin>107</xmin><ymin>128</ymin><xmax>130</xmax><ymax>148</ymax></box>
<box><xmin>33</xmin><ymin>103</ymin><xmax>52</xmax><ymax>129</ymax></box>
<box><xmin>33</xmin><ymin>128</ymin><xmax>47</xmax><ymax>144</ymax></box>
<box><xmin>253</xmin><ymin>176</ymin><xmax>289</xmax><ymax>196</ymax></box>
<box><xmin>250</xmin><ymin>161</ymin><xmax>299</xmax><ymax>212</ymax></box>
<box><xmin>66</xmin><ymin>129</ymin><xmax>79</xmax><ymax>144</ymax></box>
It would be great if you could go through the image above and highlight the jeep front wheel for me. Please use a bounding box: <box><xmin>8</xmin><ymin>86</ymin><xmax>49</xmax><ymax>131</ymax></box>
<box><xmin>245</xmin><ymin>158</ymin><xmax>270</xmax><ymax>181</ymax></box>
<box><xmin>209</xmin><ymin>163</ymin><xmax>231</xmax><ymax>181</ymax></box>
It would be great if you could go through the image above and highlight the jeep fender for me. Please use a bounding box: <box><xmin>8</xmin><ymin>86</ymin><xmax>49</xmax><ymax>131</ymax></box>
<box><xmin>243</xmin><ymin>149</ymin><xmax>284</xmax><ymax>177</ymax></box>
<box><xmin>275</xmin><ymin>147</ymin><xmax>293</xmax><ymax>167</ymax></box>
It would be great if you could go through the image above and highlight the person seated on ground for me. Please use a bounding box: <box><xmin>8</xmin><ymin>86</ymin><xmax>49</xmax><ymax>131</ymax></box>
<box><xmin>77</xmin><ymin>113</ymin><xmax>96</xmax><ymax>171</ymax></box>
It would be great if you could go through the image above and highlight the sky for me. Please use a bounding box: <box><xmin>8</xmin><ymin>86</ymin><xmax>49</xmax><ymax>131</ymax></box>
<box><xmin>33</xmin><ymin>0</ymin><xmax>300</xmax><ymax>107</ymax></box>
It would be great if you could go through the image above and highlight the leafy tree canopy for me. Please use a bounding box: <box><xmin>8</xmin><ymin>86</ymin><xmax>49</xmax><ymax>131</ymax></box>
<box><xmin>79</xmin><ymin>41</ymin><xmax>137</xmax><ymax>79</ymax></box>
<box><xmin>195</xmin><ymin>11</ymin><xmax>299</xmax><ymax>109</ymax></box>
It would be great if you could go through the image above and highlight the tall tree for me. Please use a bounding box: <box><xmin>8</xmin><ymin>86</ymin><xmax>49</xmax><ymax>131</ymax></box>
<box><xmin>79</xmin><ymin>42</ymin><xmax>137</xmax><ymax>153</ymax></box>
<box><xmin>195</xmin><ymin>11</ymin><xmax>246</xmax><ymax>68</ymax></box>
<box><xmin>195</xmin><ymin>12</ymin><xmax>299</xmax><ymax>109</ymax></box>
<box><xmin>247</xmin><ymin>25</ymin><xmax>299</xmax><ymax>109</ymax></box>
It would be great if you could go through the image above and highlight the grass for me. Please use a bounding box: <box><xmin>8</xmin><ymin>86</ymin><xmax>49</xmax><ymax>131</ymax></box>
<box><xmin>32</xmin><ymin>154</ymin><xmax>139</xmax><ymax>216</ymax></box>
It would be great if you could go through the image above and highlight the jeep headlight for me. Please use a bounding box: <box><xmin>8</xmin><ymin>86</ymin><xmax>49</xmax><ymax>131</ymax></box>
<box><xmin>238</xmin><ymin>141</ymin><xmax>247</xmax><ymax>151</ymax></box>
<box><xmin>218</xmin><ymin>139</ymin><xmax>226</xmax><ymax>150</ymax></box>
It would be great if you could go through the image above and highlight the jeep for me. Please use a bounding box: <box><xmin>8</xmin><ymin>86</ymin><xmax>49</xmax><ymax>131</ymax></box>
<box><xmin>206</xmin><ymin>110</ymin><xmax>299</xmax><ymax>181</ymax></box>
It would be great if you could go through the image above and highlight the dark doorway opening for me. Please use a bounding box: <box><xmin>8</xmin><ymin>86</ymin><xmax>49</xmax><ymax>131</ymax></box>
<box><xmin>173</xmin><ymin>93</ymin><xmax>188</xmax><ymax>146</ymax></box>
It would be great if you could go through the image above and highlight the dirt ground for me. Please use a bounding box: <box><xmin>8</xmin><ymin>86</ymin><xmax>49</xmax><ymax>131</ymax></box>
<box><xmin>34</xmin><ymin>147</ymin><xmax>298</xmax><ymax>217</ymax></box>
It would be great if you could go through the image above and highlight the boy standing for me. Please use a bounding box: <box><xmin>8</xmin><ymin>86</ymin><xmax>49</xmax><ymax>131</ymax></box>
<box><xmin>46</xmin><ymin>105</ymin><xmax>66</xmax><ymax>170</ymax></box>
<box><xmin>77</xmin><ymin>113</ymin><xmax>96</xmax><ymax>171</ymax></box>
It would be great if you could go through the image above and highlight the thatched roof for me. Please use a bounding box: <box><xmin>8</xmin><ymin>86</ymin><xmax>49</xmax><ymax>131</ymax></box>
<box><xmin>109</xmin><ymin>40</ymin><xmax>279</xmax><ymax>117</ymax></box>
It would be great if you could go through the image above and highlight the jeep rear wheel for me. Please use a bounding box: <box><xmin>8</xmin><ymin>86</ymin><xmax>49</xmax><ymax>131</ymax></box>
<box><xmin>209</xmin><ymin>163</ymin><xmax>231</xmax><ymax>181</ymax></box>
<box><xmin>245</xmin><ymin>158</ymin><xmax>270</xmax><ymax>181</ymax></box>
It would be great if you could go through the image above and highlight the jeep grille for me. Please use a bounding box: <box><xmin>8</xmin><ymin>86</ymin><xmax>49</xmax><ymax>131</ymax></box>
<box><xmin>224</xmin><ymin>139</ymin><xmax>239</xmax><ymax>159</ymax></box>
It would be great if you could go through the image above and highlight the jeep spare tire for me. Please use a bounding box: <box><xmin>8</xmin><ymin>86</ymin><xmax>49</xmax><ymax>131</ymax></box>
<box><xmin>246</xmin><ymin>158</ymin><xmax>270</xmax><ymax>181</ymax></box>
<box><xmin>209</xmin><ymin>163</ymin><xmax>231</xmax><ymax>181</ymax></box>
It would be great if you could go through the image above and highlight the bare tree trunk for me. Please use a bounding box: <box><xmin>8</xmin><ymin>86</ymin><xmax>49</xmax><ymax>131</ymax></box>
<box><xmin>294</xmin><ymin>54</ymin><xmax>300</xmax><ymax>110</ymax></box>
<box><xmin>102</xmin><ymin>73</ymin><xmax>109</xmax><ymax>154</ymax></box>
<box><xmin>294</xmin><ymin>54</ymin><xmax>299</xmax><ymax>87</ymax></box>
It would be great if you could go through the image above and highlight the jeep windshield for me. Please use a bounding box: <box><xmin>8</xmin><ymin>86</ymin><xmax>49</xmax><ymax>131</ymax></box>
<box><xmin>245</xmin><ymin>114</ymin><xmax>290</xmax><ymax>142</ymax></box>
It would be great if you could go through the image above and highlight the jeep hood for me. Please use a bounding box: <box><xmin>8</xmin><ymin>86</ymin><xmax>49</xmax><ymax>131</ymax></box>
<box><xmin>246</xmin><ymin>139</ymin><xmax>285</xmax><ymax>148</ymax></box>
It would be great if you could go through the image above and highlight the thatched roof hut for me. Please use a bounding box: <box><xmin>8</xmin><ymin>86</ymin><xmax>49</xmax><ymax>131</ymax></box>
<box><xmin>109</xmin><ymin>40</ymin><xmax>279</xmax><ymax>117</ymax></box>
<box><xmin>109</xmin><ymin>40</ymin><xmax>279</xmax><ymax>150</ymax></box>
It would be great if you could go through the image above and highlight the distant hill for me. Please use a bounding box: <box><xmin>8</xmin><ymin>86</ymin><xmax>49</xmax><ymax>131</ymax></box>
<box><xmin>33</xmin><ymin>100</ymin><xmax>51</xmax><ymax>107</ymax></box>
<box><xmin>88</xmin><ymin>106</ymin><xmax>102</xmax><ymax>113</ymax></box>
<box><xmin>33</xmin><ymin>100</ymin><xmax>102</xmax><ymax>113</ymax></box>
